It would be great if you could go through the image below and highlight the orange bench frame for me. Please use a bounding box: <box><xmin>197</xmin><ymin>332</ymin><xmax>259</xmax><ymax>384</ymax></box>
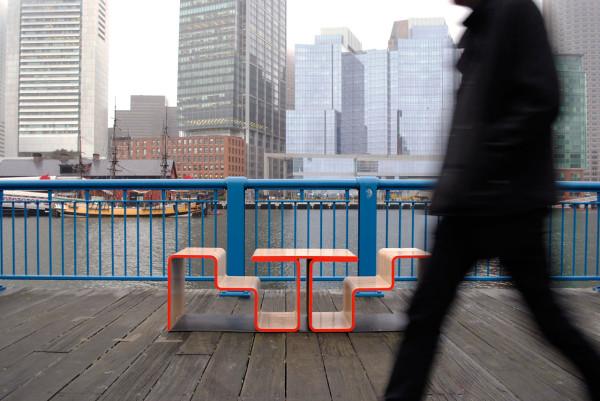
<box><xmin>308</xmin><ymin>248</ymin><xmax>430</xmax><ymax>332</ymax></box>
<box><xmin>167</xmin><ymin>247</ymin><xmax>302</xmax><ymax>332</ymax></box>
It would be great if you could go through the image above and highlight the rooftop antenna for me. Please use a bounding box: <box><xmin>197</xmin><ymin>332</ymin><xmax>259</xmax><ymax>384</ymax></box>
<box><xmin>161</xmin><ymin>101</ymin><xmax>169</xmax><ymax>178</ymax></box>
<box><xmin>109</xmin><ymin>100</ymin><xmax>119</xmax><ymax>179</ymax></box>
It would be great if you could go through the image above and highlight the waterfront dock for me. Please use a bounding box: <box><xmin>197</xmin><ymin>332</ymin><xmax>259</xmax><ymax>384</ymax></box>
<box><xmin>1</xmin><ymin>286</ymin><xmax>598</xmax><ymax>401</ymax></box>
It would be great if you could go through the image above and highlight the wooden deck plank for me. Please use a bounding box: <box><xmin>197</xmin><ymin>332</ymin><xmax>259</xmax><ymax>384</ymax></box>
<box><xmin>313</xmin><ymin>290</ymin><xmax>378</xmax><ymax>401</ymax></box>
<box><xmin>143</xmin><ymin>354</ymin><xmax>210</xmax><ymax>401</ymax></box>
<box><xmin>95</xmin><ymin>334</ymin><xmax>186</xmax><ymax>401</ymax></box>
<box><xmin>1</xmin><ymin>286</ymin><xmax>598</xmax><ymax>401</ymax></box>
<box><xmin>1</xmin><ymin>292</ymin><xmax>165</xmax><ymax>401</ymax></box>
<box><xmin>51</xmin><ymin>303</ymin><xmax>175</xmax><ymax>401</ymax></box>
<box><xmin>190</xmin><ymin>333</ymin><xmax>254</xmax><ymax>401</ymax></box>
<box><xmin>0</xmin><ymin>288</ymin><xmax>126</xmax><ymax>370</ymax></box>
<box><xmin>239</xmin><ymin>290</ymin><xmax>286</xmax><ymax>401</ymax></box>
<box><xmin>177</xmin><ymin>291</ymin><xmax>224</xmax><ymax>355</ymax></box>
<box><xmin>286</xmin><ymin>333</ymin><xmax>331</xmax><ymax>401</ymax></box>
<box><xmin>39</xmin><ymin>289</ymin><xmax>152</xmax><ymax>352</ymax></box>
<box><xmin>445</xmin><ymin>293</ymin><xmax>586</xmax><ymax>401</ymax></box>
<box><xmin>0</xmin><ymin>289</ymin><xmax>95</xmax><ymax>349</ymax></box>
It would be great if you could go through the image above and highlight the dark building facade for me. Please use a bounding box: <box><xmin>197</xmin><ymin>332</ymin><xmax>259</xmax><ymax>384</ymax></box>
<box><xmin>177</xmin><ymin>0</ymin><xmax>287</xmax><ymax>178</ymax></box>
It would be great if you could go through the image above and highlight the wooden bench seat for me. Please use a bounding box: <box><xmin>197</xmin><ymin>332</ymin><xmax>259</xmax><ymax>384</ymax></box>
<box><xmin>167</xmin><ymin>247</ymin><xmax>300</xmax><ymax>332</ymax></box>
<box><xmin>309</xmin><ymin>248</ymin><xmax>430</xmax><ymax>332</ymax></box>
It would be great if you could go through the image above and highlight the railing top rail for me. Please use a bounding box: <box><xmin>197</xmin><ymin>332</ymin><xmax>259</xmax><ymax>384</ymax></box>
<box><xmin>0</xmin><ymin>178</ymin><xmax>596</xmax><ymax>193</ymax></box>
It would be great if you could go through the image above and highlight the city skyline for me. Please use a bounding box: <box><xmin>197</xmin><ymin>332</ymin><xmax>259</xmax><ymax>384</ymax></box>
<box><xmin>107</xmin><ymin>0</ymin><xmax>471</xmax><ymax>116</ymax></box>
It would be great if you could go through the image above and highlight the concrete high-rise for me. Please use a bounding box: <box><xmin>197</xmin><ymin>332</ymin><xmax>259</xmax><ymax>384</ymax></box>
<box><xmin>177</xmin><ymin>0</ymin><xmax>287</xmax><ymax>178</ymax></box>
<box><xmin>543</xmin><ymin>0</ymin><xmax>600</xmax><ymax>179</ymax></box>
<box><xmin>115</xmin><ymin>96</ymin><xmax>177</xmax><ymax>138</ymax></box>
<box><xmin>4</xmin><ymin>0</ymin><xmax>108</xmax><ymax>158</ymax></box>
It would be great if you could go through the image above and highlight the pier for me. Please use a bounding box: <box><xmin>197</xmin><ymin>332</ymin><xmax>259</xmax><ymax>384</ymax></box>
<box><xmin>1</xmin><ymin>286</ymin><xmax>598</xmax><ymax>401</ymax></box>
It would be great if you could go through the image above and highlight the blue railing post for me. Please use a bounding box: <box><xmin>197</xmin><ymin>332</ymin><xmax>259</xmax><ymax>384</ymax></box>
<box><xmin>357</xmin><ymin>177</ymin><xmax>382</xmax><ymax>297</ymax></box>
<box><xmin>223</xmin><ymin>177</ymin><xmax>249</xmax><ymax>297</ymax></box>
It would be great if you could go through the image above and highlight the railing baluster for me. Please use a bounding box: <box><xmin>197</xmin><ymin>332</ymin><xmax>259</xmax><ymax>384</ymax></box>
<box><xmin>411</xmin><ymin>201</ymin><xmax>415</xmax><ymax>276</ymax></box>
<box><xmin>98</xmin><ymin>201</ymin><xmax>102</xmax><ymax>276</ymax></box>
<box><xmin>572</xmin><ymin>204</ymin><xmax>577</xmax><ymax>277</ymax></box>
<box><xmin>254</xmin><ymin>189</ymin><xmax>258</xmax><ymax>275</ymax></box>
<box><xmin>123</xmin><ymin>190</ymin><xmax>128</xmax><ymax>277</ymax></box>
<box><xmin>36</xmin><ymin>200</ymin><xmax>39</xmax><ymax>276</ymax></box>
<box><xmin>137</xmin><ymin>200</ymin><xmax>140</xmax><ymax>277</ymax></box>
<box><xmin>280</xmin><ymin>200</ymin><xmax>284</xmax><ymax>276</ymax></box>
<box><xmin>111</xmin><ymin>199</ymin><xmax>115</xmax><ymax>277</ymax></box>
<box><xmin>149</xmin><ymin>201</ymin><xmax>153</xmax><ymax>276</ymax></box>
<box><xmin>71</xmin><ymin>200</ymin><xmax>75</xmax><ymax>275</ymax></box>
<box><xmin>47</xmin><ymin>191</ymin><xmax>53</xmax><ymax>276</ymax></box>
<box><xmin>85</xmin><ymin>191</ymin><xmax>90</xmax><ymax>276</ymax></box>
<box><xmin>73</xmin><ymin>200</ymin><xmax>78</xmax><ymax>276</ymax></box>
<box><xmin>162</xmin><ymin>189</ymin><xmax>166</xmax><ymax>276</ymax></box>
<box><xmin>59</xmin><ymin>200</ymin><xmax>65</xmax><ymax>276</ymax></box>
<box><xmin>267</xmin><ymin>197</ymin><xmax>271</xmax><ymax>276</ymax></box>
<box><xmin>11</xmin><ymin>201</ymin><xmax>15</xmax><ymax>275</ymax></box>
<box><xmin>187</xmin><ymin>199</ymin><xmax>192</xmax><ymax>276</ymax></box>
<box><xmin>23</xmin><ymin>202</ymin><xmax>28</xmax><ymax>276</ymax></box>
<box><xmin>333</xmin><ymin>200</ymin><xmax>336</xmax><ymax>277</ymax></box>
<box><xmin>584</xmin><ymin>204</ymin><xmax>589</xmax><ymax>276</ymax></box>
<box><xmin>319</xmin><ymin>201</ymin><xmax>323</xmax><ymax>276</ymax></box>
<box><xmin>560</xmin><ymin>203</ymin><xmax>565</xmax><ymax>276</ymax></box>
<box><xmin>0</xmin><ymin>190</ymin><xmax>4</xmax><ymax>276</ymax></box>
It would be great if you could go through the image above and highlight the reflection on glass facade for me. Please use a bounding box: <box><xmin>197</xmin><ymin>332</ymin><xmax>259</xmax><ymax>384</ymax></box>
<box><xmin>178</xmin><ymin>0</ymin><xmax>286</xmax><ymax>178</ymax></box>
<box><xmin>287</xmin><ymin>19</ymin><xmax>457</xmax><ymax>178</ymax></box>
<box><xmin>553</xmin><ymin>55</ymin><xmax>587</xmax><ymax>175</ymax></box>
<box><xmin>389</xmin><ymin>20</ymin><xmax>456</xmax><ymax>157</ymax></box>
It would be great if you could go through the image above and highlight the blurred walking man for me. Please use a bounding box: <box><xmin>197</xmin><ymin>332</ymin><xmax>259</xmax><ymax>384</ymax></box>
<box><xmin>384</xmin><ymin>0</ymin><xmax>600</xmax><ymax>400</ymax></box>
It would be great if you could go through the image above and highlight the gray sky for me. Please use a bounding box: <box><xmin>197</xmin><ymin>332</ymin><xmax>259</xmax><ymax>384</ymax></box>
<box><xmin>108</xmin><ymin>0</ymin><xmax>471</xmax><ymax>118</ymax></box>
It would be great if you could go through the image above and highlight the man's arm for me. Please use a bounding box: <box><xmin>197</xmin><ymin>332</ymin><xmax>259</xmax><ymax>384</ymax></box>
<box><xmin>481</xmin><ymin>0</ymin><xmax>560</xmax><ymax>176</ymax></box>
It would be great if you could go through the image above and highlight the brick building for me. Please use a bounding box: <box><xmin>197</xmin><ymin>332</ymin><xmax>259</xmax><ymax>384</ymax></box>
<box><xmin>115</xmin><ymin>135</ymin><xmax>246</xmax><ymax>179</ymax></box>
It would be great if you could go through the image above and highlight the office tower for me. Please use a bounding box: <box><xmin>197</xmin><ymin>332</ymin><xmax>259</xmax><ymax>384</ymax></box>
<box><xmin>544</xmin><ymin>0</ymin><xmax>600</xmax><ymax>179</ymax></box>
<box><xmin>287</xmin><ymin>28</ymin><xmax>366</xmax><ymax>155</ymax></box>
<box><xmin>289</xmin><ymin>21</ymin><xmax>456</xmax><ymax>158</ymax></box>
<box><xmin>4</xmin><ymin>0</ymin><xmax>108</xmax><ymax>158</ymax></box>
<box><xmin>553</xmin><ymin>55</ymin><xmax>587</xmax><ymax>180</ymax></box>
<box><xmin>177</xmin><ymin>0</ymin><xmax>287</xmax><ymax>178</ymax></box>
<box><xmin>0</xmin><ymin>0</ymin><xmax>6</xmax><ymax>157</ymax></box>
<box><xmin>287</xmin><ymin>50</ymin><xmax>295</xmax><ymax>110</ymax></box>
<box><xmin>115</xmin><ymin>96</ymin><xmax>177</xmax><ymax>138</ymax></box>
<box><xmin>388</xmin><ymin>19</ymin><xmax>456</xmax><ymax>157</ymax></box>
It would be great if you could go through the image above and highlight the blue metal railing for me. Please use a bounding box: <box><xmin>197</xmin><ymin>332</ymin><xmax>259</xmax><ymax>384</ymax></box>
<box><xmin>0</xmin><ymin>178</ymin><xmax>598</xmax><ymax>283</ymax></box>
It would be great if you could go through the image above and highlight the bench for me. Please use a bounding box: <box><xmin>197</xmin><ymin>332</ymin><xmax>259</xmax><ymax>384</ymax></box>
<box><xmin>309</xmin><ymin>248</ymin><xmax>430</xmax><ymax>332</ymax></box>
<box><xmin>252</xmin><ymin>248</ymin><xmax>358</xmax><ymax>332</ymax></box>
<box><xmin>167</xmin><ymin>247</ymin><xmax>300</xmax><ymax>332</ymax></box>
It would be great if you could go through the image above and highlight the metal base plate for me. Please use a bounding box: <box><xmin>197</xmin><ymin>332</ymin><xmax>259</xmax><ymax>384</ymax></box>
<box><xmin>170</xmin><ymin>313</ymin><xmax>408</xmax><ymax>333</ymax></box>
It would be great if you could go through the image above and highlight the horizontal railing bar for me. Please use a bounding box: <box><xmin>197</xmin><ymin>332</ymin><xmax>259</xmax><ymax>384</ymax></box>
<box><xmin>0</xmin><ymin>179</ymin><xmax>595</xmax><ymax>192</ymax></box>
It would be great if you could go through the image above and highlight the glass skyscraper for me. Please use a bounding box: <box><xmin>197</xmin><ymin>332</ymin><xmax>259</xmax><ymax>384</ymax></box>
<box><xmin>287</xmin><ymin>20</ymin><xmax>456</xmax><ymax>163</ymax></box>
<box><xmin>177</xmin><ymin>0</ymin><xmax>287</xmax><ymax>178</ymax></box>
<box><xmin>543</xmin><ymin>0</ymin><xmax>600</xmax><ymax>180</ymax></box>
<box><xmin>389</xmin><ymin>19</ymin><xmax>456</xmax><ymax>157</ymax></box>
<box><xmin>553</xmin><ymin>55</ymin><xmax>587</xmax><ymax>179</ymax></box>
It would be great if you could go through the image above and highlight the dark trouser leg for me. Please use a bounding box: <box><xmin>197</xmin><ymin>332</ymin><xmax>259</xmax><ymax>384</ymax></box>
<box><xmin>385</xmin><ymin>218</ymin><xmax>477</xmax><ymax>401</ymax></box>
<box><xmin>500</xmin><ymin>216</ymin><xmax>600</xmax><ymax>401</ymax></box>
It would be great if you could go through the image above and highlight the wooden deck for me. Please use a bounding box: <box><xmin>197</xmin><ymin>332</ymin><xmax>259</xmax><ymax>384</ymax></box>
<box><xmin>0</xmin><ymin>285</ymin><xmax>599</xmax><ymax>401</ymax></box>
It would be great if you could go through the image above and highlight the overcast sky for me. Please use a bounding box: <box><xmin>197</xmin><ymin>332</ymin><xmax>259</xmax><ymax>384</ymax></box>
<box><xmin>108</xmin><ymin>0</ymin><xmax>472</xmax><ymax>118</ymax></box>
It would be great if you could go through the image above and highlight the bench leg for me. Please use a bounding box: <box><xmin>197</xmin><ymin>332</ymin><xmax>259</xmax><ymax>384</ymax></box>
<box><xmin>168</xmin><ymin>258</ymin><xmax>185</xmax><ymax>330</ymax></box>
